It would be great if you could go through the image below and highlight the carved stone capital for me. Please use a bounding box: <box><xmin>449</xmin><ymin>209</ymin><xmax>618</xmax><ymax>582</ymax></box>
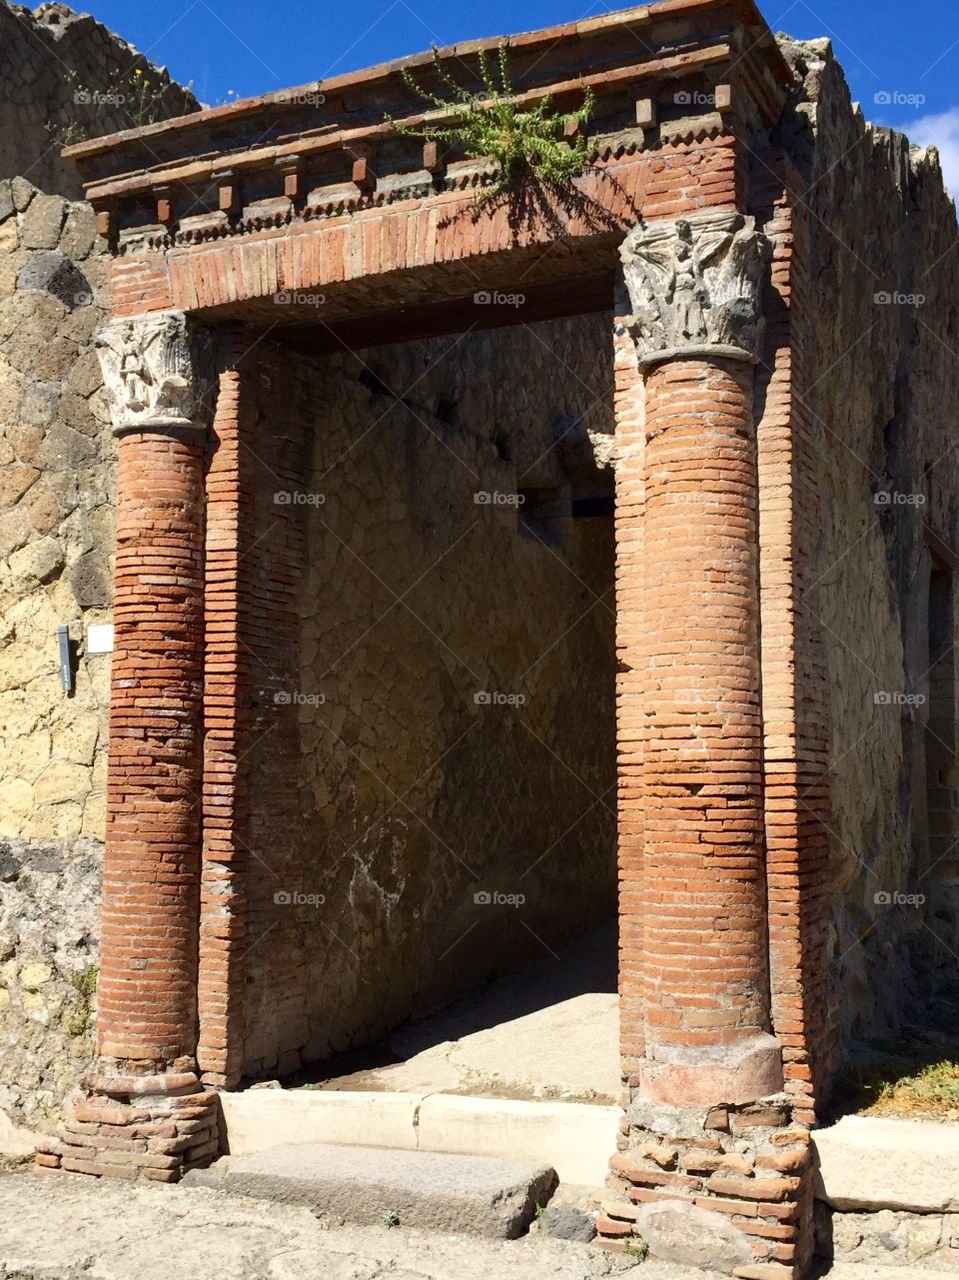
<box><xmin>620</xmin><ymin>210</ymin><xmax>770</xmax><ymax>371</ymax></box>
<box><xmin>96</xmin><ymin>311</ymin><xmax>214</xmax><ymax>437</ymax></box>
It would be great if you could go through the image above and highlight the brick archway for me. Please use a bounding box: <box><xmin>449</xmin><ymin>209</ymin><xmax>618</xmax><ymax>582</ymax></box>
<box><xmin>41</xmin><ymin>5</ymin><xmax>834</xmax><ymax>1274</ymax></box>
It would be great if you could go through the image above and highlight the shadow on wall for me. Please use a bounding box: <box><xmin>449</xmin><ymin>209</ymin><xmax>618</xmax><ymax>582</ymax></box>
<box><xmin>233</xmin><ymin>317</ymin><xmax>620</xmax><ymax>1085</ymax></box>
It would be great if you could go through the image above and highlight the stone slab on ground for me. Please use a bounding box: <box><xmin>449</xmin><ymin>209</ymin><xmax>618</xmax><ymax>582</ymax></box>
<box><xmin>0</xmin><ymin>1170</ymin><xmax>716</xmax><ymax>1280</ymax></box>
<box><xmin>185</xmin><ymin>1142</ymin><xmax>558</xmax><ymax>1239</ymax></box>
<box><xmin>814</xmin><ymin>1115</ymin><xmax>959</xmax><ymax>1212</ymax></box>
<box><xmin>220</xmin><ymin>1088</ymin><xmax>620</xmax><ymax>1186</ymax></box>
<box><xmin>415</xmin><ymin>1093</ymin><xmax>619</xmax><ymax>1188</ymax></box>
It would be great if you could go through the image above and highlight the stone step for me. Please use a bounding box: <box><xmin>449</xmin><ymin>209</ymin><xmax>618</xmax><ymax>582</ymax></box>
<box><xmin>185</xmin><ymin>1142</ymin><xmax>558</xmax><ymax>1239</ymax></box>
<box><xmin>814</xmin><ymin>1116</ymin><xmax>959</xmax><ymax>1213</ymax></box>
<box><xmin>219</xmin><ymin>1088</ymin><xmax>619</xmax><ymax>1186</ymax></box>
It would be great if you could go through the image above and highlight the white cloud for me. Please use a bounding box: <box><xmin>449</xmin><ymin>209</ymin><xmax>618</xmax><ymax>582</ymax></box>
<box><xmin>900</xmin><ymin>105</ymin><xmax>959</xmax><ymax>197</ymax></box>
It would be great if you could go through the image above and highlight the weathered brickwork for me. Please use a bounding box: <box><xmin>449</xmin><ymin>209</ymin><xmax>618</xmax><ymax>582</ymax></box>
<box><xmin>102</xmin><ymin>136</ymin><xmax>744</xmax><ymax>321</ymax></box>
<box><xmin>613</xmin><ymin>285</ymin><xmax>646</xmax><ymax>1079</ymax></box>
<box><xmin>600</xmin><ymin>1098</ymin><xmax>813</xmax><ymax>1275</ymax></box>
<box><xmin>751</xmin><ymin>149</ymin><xmax>836</xmax><ymax>1122</ymax></box>
<box><xmin>98</xmin><ymin>428</ymin><xmax>205</xmax><ymax>1064</ymax></box>
<box><xmin>639</xmin><ymin>355</ymin><xmax>768</xmax><ymax>1073</ymax></box>
<box><xmin>197</xmin><ymin>331</ymin><xmax>258</xmax><ymax>1089</ymax></box>
<box><xmin>36</xmin><ymin>1065</ymin><xmax>219</xmax><ymax>1181</ymax></box>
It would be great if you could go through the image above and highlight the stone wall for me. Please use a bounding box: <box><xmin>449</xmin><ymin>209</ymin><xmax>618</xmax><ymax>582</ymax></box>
<box><xmin>818</xmin><ymin>1206</ymin><xmax>959</xmax><ymax>1271</ymax></box>
<box><xmin>779</xmin><ymin>37</ymin><xmax>959</xmax><ymax>1052</ymax></box>
<box><xmin>0</xmin><ymin>179</ymin><xmax>111</xmax><ymax>1138</ymax></box>
<box><xmin>0</xmin><ymin>178</ymin><xmax>113</xmax><ymax>847</ymax></box>
<box><xmin>0</xmin><ymin>1</ymin><xmax>197</xmax><ymax>198</ymax></box>
<box><xmin>0</xmin><ymin>836</ymin><xmax>100</xmax><ymax>1146</ymax></box>
<box><xmin>233</xmin><ymin>319</ymin><xmax>618</xmax><ymax>1081</ymax></box>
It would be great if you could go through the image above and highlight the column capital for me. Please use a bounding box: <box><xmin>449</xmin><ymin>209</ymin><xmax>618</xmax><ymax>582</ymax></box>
<box><xmin>620</xmin><ymin>210</ymin><xmax>770</xmax><ymax>372</ymax></box>
<box><xmin>95</xmin><ymin>309</ymin><xmax>214</xmax><ymax>437</ymax></box>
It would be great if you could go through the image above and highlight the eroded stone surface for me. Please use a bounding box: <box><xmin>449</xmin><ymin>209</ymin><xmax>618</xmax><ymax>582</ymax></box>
<box><xmin>0</xmin><ymin>837</ymin><xmax>100</xmax><ymax>1138</ymax></box>
<box><xmin>636</xmin><ymin>1201</ymin><xmax>753</xmax><ymax>1271</ymax></box>
<box><xmin>0</xmin><ymin>4</ymin><xmax>196</xmax><ymax>198</ymax></box>
<box><xmin>186</xmin><ymin>1143</ymin><xmax>558</xmax><ymax>1239</ymax></box>
<box><xmin>0</xmin><ymin>1172</ymin><xmax>673</xmax><ymax>1280</ymax></box>
<box><xmin>815</xmin><ymin>1116</ymin><xmax>959</xmax><ymax>1213</ymax></box>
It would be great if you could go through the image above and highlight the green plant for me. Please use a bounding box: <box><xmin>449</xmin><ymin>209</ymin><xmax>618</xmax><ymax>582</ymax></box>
<box><xmin>386</xmin><ymin>45</ymin><xmax>594</xmax><ymax>197</ymax></box>
<box><xmin>534</xmin><ymin>1203</ymin><xmax>547</xmax><ymax>1219</ymax></box>
<box><xmin>624</xmin><ymin>1237</ymin><xmax>650</xmax><ymax>1260</ymax></box>
<box><xmin>124</xmin><ymin>68</ymin><xmax>190</xmax><ymax>129</ymax></box>
<box><xmin>47</xmin><ymin>67</ymin><xmax>193</xmax><ymax>149</ymax></box>
<box><xmin>381</xmin><ymin>1209</ymin><xmax>400</xmax><ymax>1228</ymax></box>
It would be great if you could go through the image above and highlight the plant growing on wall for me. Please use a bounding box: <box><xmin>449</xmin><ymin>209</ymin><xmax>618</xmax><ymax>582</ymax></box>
<box><xmin>386</xmin><ymin>45</ymin><xmax>594</xmax><ymax>197</ymax></box>
<box><xmin>48</xmin><ymin>67</ymin><xmax>193</xmax><ymax>148</ymax></box>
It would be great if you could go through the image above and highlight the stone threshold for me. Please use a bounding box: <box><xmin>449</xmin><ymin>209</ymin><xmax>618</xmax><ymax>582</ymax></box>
<box><xmin>219</xmin><ymin>1088</ymin><xmax>620</xmax><ymax>1188</ymax></box>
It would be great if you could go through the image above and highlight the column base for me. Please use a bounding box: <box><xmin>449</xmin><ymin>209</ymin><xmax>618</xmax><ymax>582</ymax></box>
<box><xmin>640</xmin><ymin>1034</ymin><xmax>784</xmax><ymax>1107</ymax></box>
<box><xmin>596</xmin><ymin>1092</ymin><xmax>814</xmax><ymax>1279</ymax></box>
<box><xmin>33</xmin><ymin>1059</ymin><xmax>221</xmax><ymax>1183</ymax></box>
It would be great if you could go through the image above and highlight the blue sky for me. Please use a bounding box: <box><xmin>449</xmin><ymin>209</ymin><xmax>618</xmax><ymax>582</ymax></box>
<box><xmin>52</xmin><ymin>0</ymin><xmax>959</xmax><ymax>190</ymax></box>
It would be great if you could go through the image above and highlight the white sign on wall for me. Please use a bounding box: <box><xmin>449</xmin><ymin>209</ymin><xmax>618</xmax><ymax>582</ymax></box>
<box><xmin>86</xmin><ymin>623</ymin><xmax>114</xmax><ymax>655</ymax></box>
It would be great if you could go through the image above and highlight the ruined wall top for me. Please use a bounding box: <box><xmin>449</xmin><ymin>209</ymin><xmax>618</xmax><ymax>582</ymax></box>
<box><xmin>0</xmin><ymin>0</ymin><xmax>197</xmax><ymax>198</ymax></box>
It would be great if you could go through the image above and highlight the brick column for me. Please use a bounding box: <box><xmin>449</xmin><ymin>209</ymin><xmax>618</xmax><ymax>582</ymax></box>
<box><xmin>638</xmin><ymin>350</ymin><xmax>776</xmax><ymax>1103</ymax></box>
<box><xmin>36</xmin><ymin>312</ymin><xmax>220</xmax><ymax>1182</ymax></box>
<box><xmin>599</xmin><ymin>215</ymin><xmax>812</xmax><ymax>1277</ymax></box>
<box><xmin>198</xmin><ymin>330</ymin><xmax>254</xmax><ymax>1088</ymax></box>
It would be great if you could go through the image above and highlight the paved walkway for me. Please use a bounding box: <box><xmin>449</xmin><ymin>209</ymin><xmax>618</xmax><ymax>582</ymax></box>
<box><xmin>0</xmin><ymin>1170</ymin><xmax>925</xmax><ymax>1280</ymax></box>
<box><xmin>310</xmin><ymin>921</ymin><xmax>621</xmax><ymax>1104</ymax></box>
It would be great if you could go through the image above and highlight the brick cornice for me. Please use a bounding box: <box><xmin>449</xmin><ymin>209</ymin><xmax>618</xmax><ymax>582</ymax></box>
<box><xmin>63</xmin><ymin>1</ymin><xmax>791</xmax><ymax>256</ymax></box>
